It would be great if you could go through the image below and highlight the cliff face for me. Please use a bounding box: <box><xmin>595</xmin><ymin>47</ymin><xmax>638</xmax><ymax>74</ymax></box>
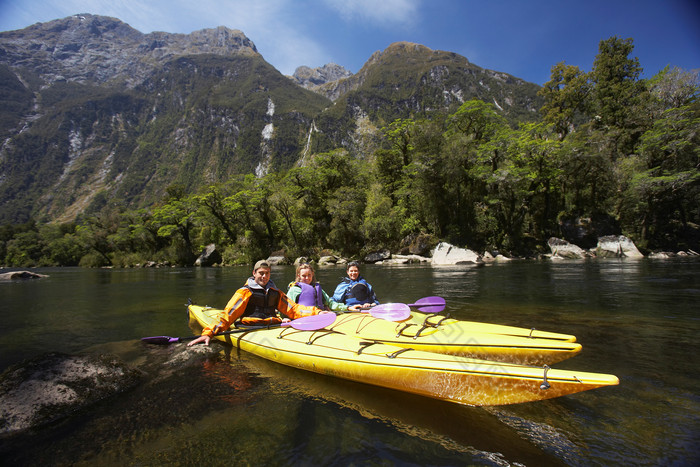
<box><xmin>0</xmin><ymin>14</ymin><xmax>259</xmax><ymax>88</ymax></box>
<box><xmin>0</xmin><ymin>16</ymin><xmax>542</xmax><ymax>224</ymax></box>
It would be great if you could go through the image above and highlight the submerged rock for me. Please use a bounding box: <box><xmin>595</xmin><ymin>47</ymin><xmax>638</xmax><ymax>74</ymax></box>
<box><xmin>0</xmin><ymin>271</ymin><xmax>48</xmax><ymax>280</ymax></box>
<box><xmin>0</xmin><ymin>352</ymin><xmax>142</xmax><ymax>434</ymax></box>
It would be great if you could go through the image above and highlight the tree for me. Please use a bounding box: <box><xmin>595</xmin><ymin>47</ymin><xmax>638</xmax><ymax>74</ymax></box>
<box><xmin>589</xmin><ymin>36</ymin><xmax>648</xmax><ymax>157</ymax></box>
<box><xmin>539</xmin><ymin>62</ymin><xmax>590</xmax><ymax>138</ymax></box>
<box><xmin>151</xmin><ymin>191</ymin><xmax>200</xmax><ymax>264</ymax></box>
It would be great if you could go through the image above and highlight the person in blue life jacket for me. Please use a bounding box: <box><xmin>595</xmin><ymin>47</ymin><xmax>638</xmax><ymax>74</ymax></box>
<box><xmin>287</xmin><ymin>263</ymin><xmax>362</xmax><ymax>312</ymax></box>
<box><xmin>332</xmin><ymin>261</ymin><xmax>379</xmax><ymax>309</ymax></box>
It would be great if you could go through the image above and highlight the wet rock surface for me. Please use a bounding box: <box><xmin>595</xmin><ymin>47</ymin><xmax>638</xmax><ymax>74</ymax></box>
<box><xmin>0</xmin><ymin>352</ymin><xmax>142</xmax><ymax>434</ymax></box>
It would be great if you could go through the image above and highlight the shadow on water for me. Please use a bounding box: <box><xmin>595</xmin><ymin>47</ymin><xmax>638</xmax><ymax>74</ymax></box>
<box><xmin>1</xmin><ymin>338</ymin><xmax>567</xmax><ymax>466</ymax></box>
<box><xmin>1</xmin><ymin>260</ymin><xmax>699</xmax><ymax>465</ymax></box>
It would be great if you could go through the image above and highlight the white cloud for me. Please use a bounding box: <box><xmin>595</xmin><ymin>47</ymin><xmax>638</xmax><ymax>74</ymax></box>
<box><xmin>321</xmin><ymin>0</ymin><xmax>420</xmax><ymax>26</ymax></box>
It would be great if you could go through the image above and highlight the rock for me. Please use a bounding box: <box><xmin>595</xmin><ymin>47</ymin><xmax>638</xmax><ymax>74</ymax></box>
<box><xmin>596</xmin><ymin>235</ymin><xmax>644</xmax><ymax>258</ymax></box>
<box><xmin>0</xmin><ymin>271</ymin><xmax>48</xmax><ymax>280</ymax></box>
<box><xmin>408</xmin><ymin>233</ymin><xmax>437</xmax><ymax>256</ymax></box>
<box><xmin>265</xmin><ymin>255</ymin><xmax>287</xmax><ymax>265</ymax></box>
<box><xmin>0</xmin><ymin>352</ymin><xmax>142</xmax><ymax>434</ymax></box>
<box><xmin>649</xmin><ymin>251</ymin><xmax>674</xmax><ymax>259</ymax></box>
<box><xmin>384</xmin><ymin>254</ymin><xmax>431</xmax><ymax>264</ymax></box>
<box><xmin>431</xmin><ymin>242</ymin><xmax>481</xmax><ymax>265</ymax></box>
<box><xmin>547</xmin><ymin>237</ymin><xmax>587</xmax><ymax>259</ymax></box>
<box><xmin>194</xmin><ymin>243</ymin><xmax>222</xmax><ymax>267</ymax></box>
<box><xmin>559</xmin><ymin>214</ymin><xmax>621</xmax><ymax>249</ymax></box>
<box><xmin>318</xmin><ymin>256</ymin><xmax>339</xmax><ymax>266</ymax></box>
<box><xmin>364</xmin><ymin>249</ymin><xmax>391</xmax><ymax>263</ymax></box>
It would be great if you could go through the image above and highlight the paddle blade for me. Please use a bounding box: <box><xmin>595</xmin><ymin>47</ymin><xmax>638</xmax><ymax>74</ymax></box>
<box><xmin>370</xmin><ymin>303</ymin><xmax>411</xmax><ymax>321</ymax></box>
<box><xmin>416</xmin><ymin>305</ymin><xmax>445</xmax><ymax>313</ymax></box>
<box><xmin>141</xmin><ymin>336</ymin><xmax>181</xmax><ymax>345</ymax></box>
<box><xmin>407</xmin><ymin>296</ymin><xmax>446</xmax><ymax>308</ymax></box>
<box><xmin>285</xmin><ymin>313</ymin><xmax>337</xmax><ymax>330</ymax></box>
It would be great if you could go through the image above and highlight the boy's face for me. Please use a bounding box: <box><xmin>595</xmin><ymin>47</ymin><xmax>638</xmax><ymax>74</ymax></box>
<box><xmin>253</xmin><ymin>267</ymin><xmax>271</xmax><ymax>287</ymax></box>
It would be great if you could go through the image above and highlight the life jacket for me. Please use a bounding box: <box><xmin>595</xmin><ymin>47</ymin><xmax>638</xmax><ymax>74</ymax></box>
<box><xmin>296</xmin><ymin>282</ymin><xmax>324</xmax><ymax>308</ymax></box>
<box><xmin>241</xmin><ymin>284</ymin><xmax>280</xmax><ymax>320</ymax></box>
<box><xmin>342</xmin><ymin>278</ymin><xmax>373</xmax><ymax>306</ymax></box>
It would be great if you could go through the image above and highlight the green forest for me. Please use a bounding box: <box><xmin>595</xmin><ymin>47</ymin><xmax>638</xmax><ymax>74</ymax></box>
<box><xmin>2</xmin><ymin>37</ymin><xmax>699</xmax><ymax>267</ymax></box>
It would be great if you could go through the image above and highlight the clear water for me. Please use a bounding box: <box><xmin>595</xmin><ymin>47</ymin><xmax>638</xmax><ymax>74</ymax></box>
<box><xmin>1</xmin><ymin>259</ymin><xmax>699</xmax><ymax>465</ymax></box>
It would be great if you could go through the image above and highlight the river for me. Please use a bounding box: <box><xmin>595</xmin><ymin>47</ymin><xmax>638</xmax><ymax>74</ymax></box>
<box><xmin>1</xmin><ymin>259</ymin><xmax>699</xmax><ymax>466</ymax></box>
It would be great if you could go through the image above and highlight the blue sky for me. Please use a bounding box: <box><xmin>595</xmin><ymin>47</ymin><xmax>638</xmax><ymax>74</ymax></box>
<box><xmin>0</xmin><ymin>0</ymin><xmax>698</xmax><ymax>85</ymax></box>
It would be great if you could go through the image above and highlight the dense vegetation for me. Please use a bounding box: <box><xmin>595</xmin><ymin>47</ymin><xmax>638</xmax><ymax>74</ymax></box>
<box><xmin>1</xmin><ymin>37</ymin><xmax>698</xmax><ymax>267</ymax></box>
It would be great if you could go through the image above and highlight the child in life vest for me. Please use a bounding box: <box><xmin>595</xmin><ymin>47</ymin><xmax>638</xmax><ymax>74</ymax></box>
<box><xmin>287</xmin><ymin>263</ymin><xmax>362</xmax><ymax>312</ymax></box>
<box><xmin>332</xmin><ymin>261</ymin><xmax>379</xmax><ymax>309</ymax></box>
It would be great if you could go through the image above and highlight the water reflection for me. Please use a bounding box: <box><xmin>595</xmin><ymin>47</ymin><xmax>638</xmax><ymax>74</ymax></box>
<box><xmin>1</xmin><ymin>259</ymin><xmax>699</xmax><ymax>465</ymax></box>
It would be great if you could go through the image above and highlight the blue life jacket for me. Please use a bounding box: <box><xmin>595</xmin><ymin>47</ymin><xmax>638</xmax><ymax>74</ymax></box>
<box><xmin>335</xmin><ymin>276</ymin><xmax>377</xmax><ymax>306</ymax></box>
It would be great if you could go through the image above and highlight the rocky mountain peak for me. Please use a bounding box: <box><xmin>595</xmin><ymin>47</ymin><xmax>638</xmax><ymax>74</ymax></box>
<box><xmin>289</xmin><ymin>63</ymin><xmax>353</xmax><ymax>89</ymax></box>
<box><xmin>0</xmin><ymin>14</ymin><xmax>259</xmax><ymax>88</ymax></box>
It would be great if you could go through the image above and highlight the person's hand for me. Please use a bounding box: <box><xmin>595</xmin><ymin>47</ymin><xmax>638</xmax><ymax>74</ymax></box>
<box><xmin>187</xmin><ymin>335</ymin><xmax>210</xmax><ymax>346</ymax></box>
<box><xmin>348</xmin><ymin>305</ymin><xmax>361</xmax><ymax>312</ymax></box>
<box><xmin>281</xmin><ymin>317</ymin><xmax>291</xmax><ymax>323</ymax></box>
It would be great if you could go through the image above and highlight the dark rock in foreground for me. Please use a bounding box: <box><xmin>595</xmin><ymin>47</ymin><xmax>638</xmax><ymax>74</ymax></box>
<box><xmin>0</xmin><ymin>352</ymin><xmax>142</xmax><ymax>434</ymax></box>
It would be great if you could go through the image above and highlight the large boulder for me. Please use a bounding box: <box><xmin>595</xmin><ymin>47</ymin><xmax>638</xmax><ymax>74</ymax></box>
<box><xmin>318</xmin><ymin>255</ymin><xmax>340</xmax><ymax>266</ymax></box>
<box><xmin>0</xmin><ymin>353</ymin><xmax>142</xmax><ymax>434</ymax></box>
<box><xmin>0</xmin><ymin>271</ymin><xmax>48</xmax><ymax>280</ymax></box>
<box><xmin>547</xmin><ymin>237</ymin><xmax>588</xmax><ymax>259</ymax></box>
<box><xmin>596</xmin><ymin>235</ymin><xmax>644</xmax><ymax>258</ymax></box>
<box><xmin>194</xmin><ymin>244</ymin><xmax>222</xmax><ymax>267</ymax></box>
<box><xmin>265</xmin><ymin>255</ymin><xmax>287</xmax><ymax>265</ymax></box>
<box><xmin>364</xmin><ymin>249</ymin><xmax>391</xmax><ymax>263</ymax></box>
<box><xmin>559</xmin><ymin>214</ymin><xmax>621</xmax><ymax>249</ymax></box>
<box><xmin>431</xmin><ymin>242</ymin><xmax>481</xmax><ymax>265</ymax></box>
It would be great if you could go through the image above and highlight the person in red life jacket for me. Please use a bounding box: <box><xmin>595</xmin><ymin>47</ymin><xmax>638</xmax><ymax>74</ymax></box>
<box><xmin>332</xmin><ymin>261</ymin><xmax>379</xmax><ymax>310</ymax></box>
<box><xmin>287</xmin><ymin>263</ymin><xmax>362</xmax><ymax>313</ymax></box>
<box><xmin>188</xmin><ymin>260</ymin><xmax>328</xmax><ymax>346</ymax></box>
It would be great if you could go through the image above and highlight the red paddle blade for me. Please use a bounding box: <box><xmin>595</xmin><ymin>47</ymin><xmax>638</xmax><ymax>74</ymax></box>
<box><xmin>285</xmin><ymin>313</ymin><xmax>337</xmax><ymax>330</ymax></box>
<box><xmin>407</xmin><ymin>296</ymin><xmax>446</xmax><ymax>307</ymax></box>
<box><xmin>370</xmin><ymin>303</ymin><xmax>411</xmax><ymax>321</ymax></box>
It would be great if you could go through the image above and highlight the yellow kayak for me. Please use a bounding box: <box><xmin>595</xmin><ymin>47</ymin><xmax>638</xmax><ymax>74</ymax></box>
<box><xmin>409</xmin><ymin>310</ymin><xmax>577</xmax><ymax>342</ymax></box>
<box><xmin>327</xmin><ymin>312</ymin><xmax>581</xmax><ymax>365</ymax></box>
<box><xmin>188</xmin><ymin>305</ymin><xmax>618</xmax><ymax>406</ymax></box>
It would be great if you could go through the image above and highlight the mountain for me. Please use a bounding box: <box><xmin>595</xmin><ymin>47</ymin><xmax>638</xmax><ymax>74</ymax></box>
<box><xmin>289</xmin><ymin>63</ymin><xmax>353</xmax><ymax>93</ymax></box>
<box><xmin>0</xmin><ymin>15</ymin><xmax>543</xmax><ymax>224</ymax></box>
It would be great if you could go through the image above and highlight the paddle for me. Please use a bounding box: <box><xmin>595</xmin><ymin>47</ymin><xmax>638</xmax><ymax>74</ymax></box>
<box><xmin>142</xmin><ymin>313</ymin><xmax>337</xmax><ymax>345</ymax></box>
<box><xmin>365</xmin><ymin>303</ymin><xmax>411</xmax><ymax>321</ymax></box>
<box><xmin>407</xmin><ymin>296</ymin><xmax>446</xmax><ymax>313</ymax></box>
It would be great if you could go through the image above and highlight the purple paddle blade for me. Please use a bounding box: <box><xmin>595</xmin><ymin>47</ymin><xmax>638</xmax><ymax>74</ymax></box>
<box><xmin>369</xmin><ymin>303</ymin><xmax>411</xmax><ymax>321</ymax></box>
<box><xmin>141</xmin><ymin>336</ymin><xmax>183</xmax><ymax>345</ymax></box>
<box><xmin>415</xmin><ymin>304</ymin><xmax>445</xmax><ymax>313</ymax></box>
<box><xmin>285</xmin><ymin>313</ymin><xmax>337</xmax><ymax>330</ymax></box>
<box><xmin>407</xmin><ymin>296</ymin><xmax>446</xmax><ymax>307</ymax></box>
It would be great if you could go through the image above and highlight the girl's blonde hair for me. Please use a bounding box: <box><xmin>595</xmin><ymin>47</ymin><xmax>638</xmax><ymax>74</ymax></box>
<box><xmin>295</xmin><ymin>263</ymin><xmax>315</xmax><ymax>282</ymax></box>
